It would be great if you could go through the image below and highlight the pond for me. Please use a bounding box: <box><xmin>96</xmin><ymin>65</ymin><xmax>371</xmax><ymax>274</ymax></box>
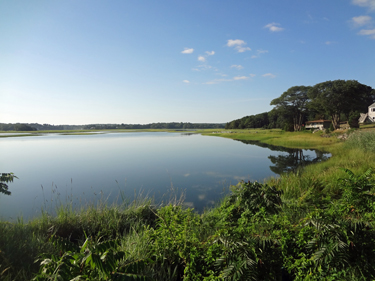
<box><xmin>0</xmin><ymin>132</ymin><xmax>330</xmax><ymax>220</ymax></box>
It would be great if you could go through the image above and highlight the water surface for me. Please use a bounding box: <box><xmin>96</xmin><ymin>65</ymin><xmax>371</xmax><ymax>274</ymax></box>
<box><xmin>0</xmin><ymin>132</ymin><xmax>330</xmax><ymax>220</ymax></box>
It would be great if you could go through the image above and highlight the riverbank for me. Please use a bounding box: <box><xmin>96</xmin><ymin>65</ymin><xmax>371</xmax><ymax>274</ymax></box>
<box><xmin>200</xmin><ymin>128</ymin><xmax>375</xmax><ymax>199</ymax></box>
<box><xmin>1</xmin><ymin>128</ymin><xmax>375</xmax><ymax>280</ymax></box>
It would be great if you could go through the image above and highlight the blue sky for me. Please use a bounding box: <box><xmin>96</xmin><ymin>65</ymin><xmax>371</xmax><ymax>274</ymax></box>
<box><xmin>1</xmin><ymin>0</ymin><xmax>374</xmax><ymax>125</ymax></box>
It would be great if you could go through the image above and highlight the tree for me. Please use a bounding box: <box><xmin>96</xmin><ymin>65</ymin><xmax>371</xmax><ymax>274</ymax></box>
<box><xmin>308</xmin><ymin>80</ymin><xmax>374</xmax><ymax>129</ymax></box>
<box><xmin>0</xmin><ymin>173</ymin><xmax>17</xmax><ymax>195</ymax></box>
<box><xmin>270</xmin><ymin>86</ymin><xmax>311</xmax><ymax>131</ymax></box>
<box><xmin>14</xmin><ymin>124</ymin><xmax>37</xmax><ymax>131</ymax></box>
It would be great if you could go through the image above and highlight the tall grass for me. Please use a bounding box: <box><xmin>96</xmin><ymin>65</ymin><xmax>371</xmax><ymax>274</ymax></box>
<box><xmin>0</xmin><ymin>192</ymin><xmax>158</xmax><ymax>280</ymax></box>
<box><xmin>344</xmin><ymin>130</ymin><xmax>375</xmax><ymax>153</ymax></box>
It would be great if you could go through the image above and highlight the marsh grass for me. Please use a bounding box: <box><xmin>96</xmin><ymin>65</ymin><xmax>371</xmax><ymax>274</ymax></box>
<box><xmin>345</xmin><ymin>130</ymin><xmax>375</xmax><ymax>153</ymax></box>
<box><xmin>202</xmin><ymin>128</ymin><xmax>340</xmax><ymax>150</ymax></box>
<box><xmin>0</xmin><ymin>186</ymin><xmax>159</xmax><ymax>280</ymax></box>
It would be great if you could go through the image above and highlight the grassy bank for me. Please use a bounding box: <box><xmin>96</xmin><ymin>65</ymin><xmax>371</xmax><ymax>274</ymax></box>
<box><xmin>2</xmin><ymin>129</ymin><xmax>375</xmax><ymax>280</ymax></box>
<box><xmin>199</xmin><ymin>129</ymin><xmax>374</xmax><ymax>201</ymax></box>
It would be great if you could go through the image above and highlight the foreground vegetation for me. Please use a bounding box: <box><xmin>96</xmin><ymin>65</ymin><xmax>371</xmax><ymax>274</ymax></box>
<box><xmin>2</xmin><ymin>129</ymin><xmax>375</xmax><ymax>280</ymax></box>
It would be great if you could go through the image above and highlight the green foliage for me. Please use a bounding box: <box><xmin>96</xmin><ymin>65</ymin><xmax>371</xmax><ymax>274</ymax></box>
<box><xmin>221</xmin><ymin>181</ymin><xmax>283</xmax><ymax>222</ymax></box>
<box><xmin>34</xmin><ymin>235</ymin><xmax>149</xmax><ymax>280</ymax></box>
<box><xmin>349</xmin><ymin>111</ymin><xmax>360</xmax><ymax>128</ymax></box>
<box><xmin>339</xmin><ymin>168</ymin><xmax>375</xmax><ymax>213</ymax></box>
<box><xmin>345</xmin><ymin>131</ymin><xmax>375</xmax><ymax>153</ymax></box>
<box><xmin>225</xmin><ymin>112</ymin><xmax>270</xmax><ymax>130</ymax></box>
<box><xmin>270</xmin><ymin>85</ymin><xmax>311</xmax><ymax>131</ymax></box>
<box><xmin>308</xmin><ymin>80</ymin><xmax>374</xmax><ymax>129</ymax></box>
<box><xmin>0</xmin><ymin>173</ymin><xmax>17</xmax><ymax>195</ymax></box>
<box><xmin>230</xmin><ymin>80</ymin><xmax>373</xmax><ymax>133</ymax></box>
<box><xmin>149</xmin><ymin>206</ymin><xmax>214</xmax><ymax>280</ymax></box>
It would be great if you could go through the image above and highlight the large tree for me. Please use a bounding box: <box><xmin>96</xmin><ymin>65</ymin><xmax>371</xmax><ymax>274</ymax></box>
<box><xmin>308</xmin><ymin>80</ymin><xmax>374</xmax><ymax>129</ymax></box>
<box><xmin>270</xmin><ymin>86</ymin><xmax>311</xmax><ymax>131</ymax></box>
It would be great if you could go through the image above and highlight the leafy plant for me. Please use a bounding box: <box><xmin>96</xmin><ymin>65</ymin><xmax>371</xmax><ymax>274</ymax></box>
<box><xmin>0</xmin><ymin>173</ymin><xmax>17</xmax><ymax>195</ymax></box>
<box><xmin>221</xmin><ymin>181</ymin><xmax>283</xmax><ymax>223</ymax></box>
<box><xmin>34</xmin><ymin>235</ymin><xmax>149</xmax><ymax>280</ymax></box>
<box><xmin>339</xmin><ymin>168</ymin><xmax>375</xmax><ymax>213</ymax></box>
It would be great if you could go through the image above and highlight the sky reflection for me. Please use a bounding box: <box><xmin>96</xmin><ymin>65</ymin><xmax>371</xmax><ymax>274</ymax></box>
<box><xmin>0</xmin><ymin>132</ymin><xmax>329</xmax><ymax>220</ymax></box>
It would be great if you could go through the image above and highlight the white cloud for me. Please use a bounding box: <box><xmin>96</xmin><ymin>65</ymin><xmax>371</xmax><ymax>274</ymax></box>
<box><xmin>249</xmin><ymin>74</ymin><xmax>256</xmax><ymax>77</ymax></box>
<box><xmin>230</xmin><ymin>64</ymin><xmax>244</xmax><ymax>70</ymax></box>
<box><xmin>227</xmin><ymin>39</ymin><xmax>251</xmax><ymax>53</ymax></box>
<box><xmin>233</xmin><ymin>76</ymin><xmax>249</xmax><ymax>80</ymax></box>
<box><xmin>264</xmin><ymin>23</ymin><xmax>284</xmax><ymax>32</ymax></box>
<box><xmin>351</xmin><ymin>15</ymin><xmax>372</xmax><ymax>26</ymax></box>
<box><xmin>352</xmin><ymin>0</ymin><xmax>375</xmax><ymax>10</ymax></box>
<box><xmin>359</xmin><ymin>28</ymin><xmax>375</xmax><ymax>38</ymax></box>
<box><xmin>227</xmin><ymin>39</ymin><xmax>246</xmax><ymax>47</ymax></box>
<box><xmin>325</xmin><ymin>41</ymin><xmax>335</xmax><ymax>45</ymax></box>
<box><xmin>198</xmin><ymin>56</ymin><xmax>206</xmax><ymax>62</ymax></box>
<box><xmin>236</xmin><ymin>46</ymin><xmax>251</xmax><ymax>53</ymax></box>
<box><xmin>204</xmin><ymin>78</ymin><xmax>232</xmax><ymax>85</ymax></box>
<box><xmin>251</xmin><ymin>49</ymin><xmax>269</xmax><ymax>59</ymax></box>
<box><xmin>262</xmin><ymin>73</ymin><xmax>276</xmax><ymax>78</ymax></box>
<box><xmin>183</xmin><ymin>80</ymin><xmax>190</xmax><ymax>83</ymax></box>
<box><xmin>205</xmin><ymin>51</ymin><xmax>215</xmax><ymax>56</ymax></box>
<box><xmin>181</xmin><ymin>48</ymin><xmax>194</xmax><ymax>54</ymax></box>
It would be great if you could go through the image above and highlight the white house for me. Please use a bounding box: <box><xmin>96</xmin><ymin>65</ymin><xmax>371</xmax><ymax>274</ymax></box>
<box><xmin>359</xmin><ymin>103</ymin><xmax>375</xmax><ymax>123</ymax></box>
<box><xmin>305</xmin><ymin>120</ymin><xmax>332</xmax><ymax>130</ymax></box>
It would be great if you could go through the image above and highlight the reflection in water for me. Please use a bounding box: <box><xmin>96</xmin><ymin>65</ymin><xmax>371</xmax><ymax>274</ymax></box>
<box><xmin>1</xmin><ymin>133</ymin><xmax>332</xmax><ymax>220</ymax></box>
<box><xmin>235</xmin><ymin>140</ymin><xmax>331</xmax><ymax>175</ymax></box>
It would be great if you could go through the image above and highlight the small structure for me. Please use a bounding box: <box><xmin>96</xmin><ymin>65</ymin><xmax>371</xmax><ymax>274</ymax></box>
<box><xmin>359</xmin><ymin>103</ymin><xmax>375</xmax><ymax>124</ymax></box>
<box><xmin>305</xmin><ymin>120</ymin><xmax>332</xmax><ymax>130</ymax></box>
<box><xmin>339</xmin><ymin>121</ymin><xmax>350</xmax><ymax>130</ymax></box>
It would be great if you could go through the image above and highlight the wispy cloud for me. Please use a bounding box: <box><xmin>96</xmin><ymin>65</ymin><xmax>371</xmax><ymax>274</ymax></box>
<box><xmin>193</xmin><ymin>64</ymin><xmax>214</xmax><ymax>71</ymax></box>
<box><xmin>352</xmin><ymin>0</ymin><xmax>375</xmax><ymax>10</ymax></box>
<box><xmin>198</xmin><ymin>56</ymin><xmax>206</xmax><ymax>62</ymax></box>
<box><xmin>325</xmin><ymin>41</ymin><xmax>336</xmax><ymax>45</ymax></box>
<box><xmin>351</xmin><ymin>15</ymin><xmax>373</xmax><ymax>27</ymax></box>
<box><xmin>181</xmin><ymin>48</ymin><xmax>194</xmax><ymax>54</ymax></box>
<box><xmin>204</xmin><ymin>78</ymin><xmax>232</xmax><ymax>85</ymax></box>
<box><xmin>205</xmin><ymin>51</ymin><xmax>215</xmax><ymax>56</ymax></box>
<box><xmin>230</xmin><ymin>64</ymin><xmax>244</xmax><ymax>70</ymax></box>
<box><xmin>249</xmin><ymin>74</ymin><xmax>256</xmax><ymax>77</ymax></box>
<box><xmin>251</xmin><ymin>49</ymin><xmax>268</xmax><ymax>59</ymax></box>
<box><xmin>183</xmin><ymin>80</ymin><xmax>190</xmax><ymax>83</ymax></box>
<box><xmin>227</xmin><ymin>39</ymin><xmax>251</xmax><ymax>53</ymax></box>
<box><xmin>233</xmin><ymin>76</ymin><xmax>249</xmax><ymax>80</ymax></box>
<box><xmin>227</xmin><ymin>39</ymin><xmax>245</xmax><ymax>47</ymax></box>
<box><xmin>204</xmin><ymin>75</ymin><xmax>252</xmax><ymax>84</ymax></box>
<box><xmin>262</xmin><ymin>73</ymin><xmax>276</xmax><ymax>78</ymax></box>
<box><xmin>359</xmin><ymin>28</ymin><xmax>375</xmax><ymax>38</ymax></box>
<box><xmin>264</xmin><ymin>22</ymin><xmax>284</xmax><ymax>32</ymax></box>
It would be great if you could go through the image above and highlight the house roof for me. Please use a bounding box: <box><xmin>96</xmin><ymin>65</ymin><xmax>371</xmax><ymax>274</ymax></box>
<box><xmin>306</xmin><ymin>120</ymin><xmax>332</xmax><ymax>124</ymax></box>
<box><xmin>369</xmin><ymin>103</ymin><xmax>375</xmax><ymax>108</ymax></box>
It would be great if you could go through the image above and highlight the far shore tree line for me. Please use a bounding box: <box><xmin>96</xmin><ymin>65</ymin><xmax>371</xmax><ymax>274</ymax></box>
<box><xmin>0</xmin><ymin>122</ymin><xmax>225</xmax><ymax>131</ymax></box>
<box><xmin>226</xmin><ymin>79</ymin><xmax>375</xmax><ymax>131</ymax></box>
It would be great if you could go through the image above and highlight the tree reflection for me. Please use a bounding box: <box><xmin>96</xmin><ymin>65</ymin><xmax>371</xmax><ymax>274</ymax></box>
<box><xmin>235</xmin><ymin>140</ymin><xmax>330</xmax><ymax>175</ymax></box>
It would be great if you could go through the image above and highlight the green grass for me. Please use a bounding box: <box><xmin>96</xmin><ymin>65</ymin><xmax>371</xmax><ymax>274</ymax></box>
<box><xmin>200</xmin><ymin>128</ymin><xmax>340</xmax><ymax>150</ymax></box>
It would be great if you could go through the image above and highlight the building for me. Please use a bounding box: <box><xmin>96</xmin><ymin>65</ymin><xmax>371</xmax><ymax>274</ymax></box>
<box><xmin>359</xmin><ymin>103</ymin><xmax>375</xmax><ymax>124</ymax></box>
<box><xmin>305</xmin><ymin>120</ymin><xmax>332</xmax><ymax>130</ymax></box>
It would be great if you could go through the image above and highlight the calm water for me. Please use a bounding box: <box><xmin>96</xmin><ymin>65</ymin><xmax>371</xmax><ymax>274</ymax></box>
<box><xmin>0</xmin><ymin>132</ymin><xmax>330</xmax><ymax>220</ymax></box>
